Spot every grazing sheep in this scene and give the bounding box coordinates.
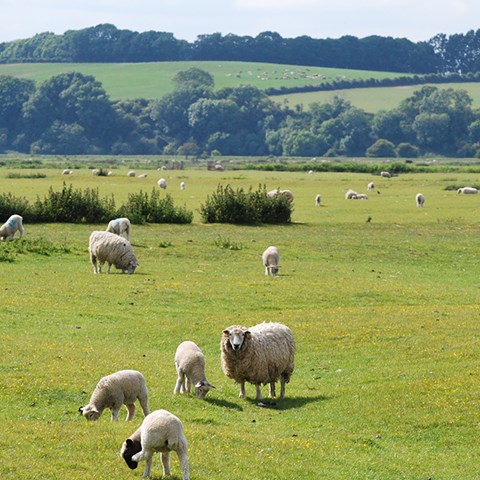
[138,173,148,178]
[92,168,101,176]
[121,409,189,480]
[0,214,24,241]
[157,178,167,189]
[457,187,478,194]
[106,217,131,241]
[107,171,113,176]
[174,341,215,399]
[214,163,225,171]
[345,189,358,199]
[62,169,73,175]
[354,193,368,200]
[380,171,391,178]
[267,188,294,203]
[127,170,136,177]
[89,231,138,274]
[262,246,280,276]
[180,181,186,190]
[367,182,375,191]
[315,194,321,206]
[220,321,295,400]
[416,193,425,207]
[79,370,150,421]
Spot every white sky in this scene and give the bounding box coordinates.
[0,0,478,43]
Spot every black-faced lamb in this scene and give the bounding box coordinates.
[416,193,425,207]
[121,409,189,479]
[174,341,215,399]
[79,369,150,421]
[0,214,24,241]
[262,246,280,276]
[220,321,295,400]
[89,230,138,274]
[106,217,131,241]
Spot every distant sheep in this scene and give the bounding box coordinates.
[416,193,425,207]
[157,178,167,189]
[0,214,24,241]
[354,193,368,200]
[121,409,189,480]
[367,182,375,191]
[221,321,295,400]
[62,169,73,175]
[106,217,131,241]
[457,187,478,194]
[267,188,294,203]
[79,369,150,421]
[214,163,225,171]
[138,173,148,178]
[127,170,136,177]
[262,246,280,276]
[315,194,321,206]
[180,181,186,190]
[89,231,138,274]
[380,171,391,178]
[174,341,215,399]
[92,169,101,176]
[345,189,358,199]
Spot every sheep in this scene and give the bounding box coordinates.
[89,230,138,274]
[62,169,73,175]
[262,246,280,276]
[220,321,295,400]
[267,188,294,203]
[345,189,358,199]
[0,214,24,241]
[353,193,368,200]
[127,170,136,177]
[157,178,167,189]
[174,341,215,399]
[180,181,186,190]
[457,187,478,194]
[106,217,131,241]
[315,194,321,206]
[79,369,150,421]
[121,409,189,480]
[214,163,225,171]
[92,168,101,176]
[367,182,375,191]
[416,193,425,207]
[380,171,391,178]
[138,173,148,178]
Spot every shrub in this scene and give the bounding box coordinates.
[199,184,292,225]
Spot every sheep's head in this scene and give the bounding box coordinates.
[121,438,141,470]
[194,380,216,399]
[223,326,250,351]
[79,404,101,421]
[126,260,138,274]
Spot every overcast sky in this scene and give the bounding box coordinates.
[1,0,479,43]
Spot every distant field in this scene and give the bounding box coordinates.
[0,61,408,100]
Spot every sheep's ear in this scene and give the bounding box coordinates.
[78,407,83,414]
[223,329,230,335]
[126,439,134,447]
[244,330,251,338]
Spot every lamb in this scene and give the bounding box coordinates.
[315,194,321,206]
[267,188,294,203]
[174,341,215,399]
[121,409,189,479]
[416,193,425,207]
[0,214,24,241]
[157,178,167,189]
[180,181,186,190]
[380,171,391,178]
[89,230,138,274]
[262,246,280,276]
[106,217,131,241]
[367,182,375,191]
[220,321,295,400]
[79,369,150,421]
[457,187,478,194]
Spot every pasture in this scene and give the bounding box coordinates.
[1,164,479,479]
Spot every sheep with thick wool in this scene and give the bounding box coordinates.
[267,188,294,203]
[174,341,215,399]
[121,409,189,479]
[79,369,150,421]
[106,217,131,241]
[0,214,24,241]
[89,230,138,274]
[221,322,295,400]
[262,246,280,276]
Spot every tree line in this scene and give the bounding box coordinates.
[1,67,480,158]
[3,24,480,74]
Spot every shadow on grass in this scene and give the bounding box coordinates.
[204,397,244,411]
[245,394,331,410]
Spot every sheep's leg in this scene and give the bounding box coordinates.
[125,403,136,421]
[138,396,150,417]
[269,381,276,398]
[141,451,153,478]
[161,452,171,476]
[280,376,286,399]
[265,267,269,276]
[255,384,263,400]
[177,444,190,480]
[106,262,111,274]
[174,372,185,394]
[185,378,192,394]
[110,406,121,421]
[239,381,246,398]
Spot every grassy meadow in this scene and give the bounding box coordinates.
[1,163,479,479]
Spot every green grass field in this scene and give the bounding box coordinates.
[1,163,479,479]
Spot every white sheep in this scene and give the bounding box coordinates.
[157,178,167,189]
[89,230,138,274]
[106,217,131,241]
[92,168,101,176]
[214,163,224,171]
[62,169,73,175]
[416,193,425,207]
[345,189,358,199]
[127,170,136,177]
[138,173,148,178]
[79,369,150,421]
[121,409,189,479]
[220,321,295,400]
[457,187,478,194]
[262,246,280,276]
[354,193,368,200]
[315,194,321,206]
[380,171,391,178]
[174,341,215,399]
[267,188,294,203]
[367,182,375,191]
[180,181,186,190]
[0,214,24,241]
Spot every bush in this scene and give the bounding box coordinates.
[199,184,292,225]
